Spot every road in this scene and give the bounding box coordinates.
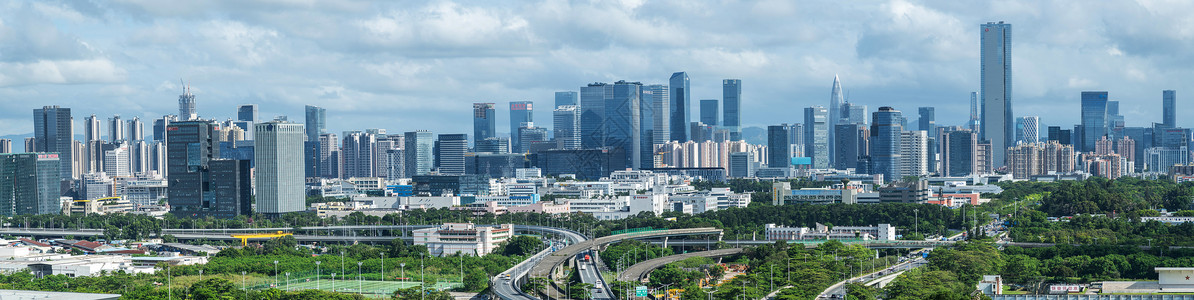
[616,248,744,282]
[491,225,586,300]
[816,257,927,299]
[574,251,610,300]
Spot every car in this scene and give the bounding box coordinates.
[595,289,602,293]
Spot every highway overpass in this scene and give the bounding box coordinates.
[615,248,745,282]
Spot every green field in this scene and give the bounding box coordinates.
[268,279,461,296]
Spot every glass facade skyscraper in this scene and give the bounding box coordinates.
[1163,90,1176,129]
[555,91,578,107]
[700,99,719,126]
[553,105,581,150]
[33,105,73,180]
[580,81,642,169]
[1081,91,1109,152]
[0,153,60,216]
[404,130,434,176]
[828,76,844,165]
[669,72,690,142]
[304,105,326,142]
[981,21,1012,167]
[870,107,903,180]
[473,103,496,143]
[767,125,791,168]
[804,106,829,169]
[509,101,534,152]
[643,84,669,145]
[723,79,742,141]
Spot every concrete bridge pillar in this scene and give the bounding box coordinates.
[662,236,669,249]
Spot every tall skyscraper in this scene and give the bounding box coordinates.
[473,103,497,143]
[167,120,250,218]
[643,84,670,145]
[767,125,791,168]
[969,92,980,131]
[237,105,258,123]
[1163,90,1177,129]
[580,81,642,169]
[1016,116,1040,144]
[255,120,305,216]
[33,106,73,180]
[435,134,468,175]
[843,103,868,125]
[828,75,844,162]
[834,123,864,171]
[804,106,829,168]
[554,105,581,150]
[178,82,197,121]
[404,130,434,176]
[0,153,61,216]
[918,107,936,133]
[84,115,101,143]
[153,115,177,142]
[0,140,10,154]
[318,133,339,178]
[981,22,1013,167]
[128,117,144,141]
[942,129,978,177]
[669,72,691,142]
[899,131,929,178]
[700,99,719,126]
[1081,91,1109,152]
[509,101,533,152]
[638,90,658,168]
[304,105,326,142]
[108,116,125,142]
[341,131,376,178]
[723,79,742,141]
[871,107,903,180]
[555,91,578,107]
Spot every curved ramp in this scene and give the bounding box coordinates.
[616,248,744,282]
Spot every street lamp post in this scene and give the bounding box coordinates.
[401,262,406,279]
[332,273,337,292]
[421,253,426,300]
[358,261,363,293]
[199,269,203,282]
[241,271,246,291]
[316,261,322,290]
[914,209,919,238]
[382,252,386,283]
[285,272,290,292]
[274,260,279,288]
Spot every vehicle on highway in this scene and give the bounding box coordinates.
[580,265,586,270]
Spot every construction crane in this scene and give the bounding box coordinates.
[231,231,293,246]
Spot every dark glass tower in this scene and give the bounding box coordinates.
[669,72,690,142]
[33,106,73,180]
[723,79,742,140]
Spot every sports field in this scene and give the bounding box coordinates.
[272,279,461,296]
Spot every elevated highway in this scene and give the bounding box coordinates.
[615,248,744,282]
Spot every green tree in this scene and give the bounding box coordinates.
[499,236,542,256]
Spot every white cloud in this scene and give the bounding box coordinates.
[0,59,126,86]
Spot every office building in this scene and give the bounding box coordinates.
[166,121,249,218]
[670,72,691,141]
[723,79,742,140]
[918,107,936,133]
[0,140,10,154]
[537,148,624,180]
[804,106,829,168]
[234,105,256,139]
[728,151,756,178]
[33,106,73,180]
[643,84,670,145]
[969,92,980,131]
[435,134,468,175]
[555,91,578,107]
[871,107,903,179]
[553,105,581,150]
[843,102,868,125]
[466,153,527,178]
[768,125,791,168]
[413,223,513,257]
[638,88,659,167]
[941,129,978,177]
[580,81,641,169]
[102,143,130,177]
[1081,91,1109,152]
[152,115,176,142]
[178,83,197,120]
[1146,146,1190,173]
[517,125,548,154]
[476,137,510,154]
[317,133,339,178]
[1016,116,1039,144]
[304,105,326,142]
[700,99,718,126]
[0,153,61,216]
[834,124,864,171]
[373,136,400,179]
[255,120,305,216]
[473,103,496,143]
[404,130,435,176]
[83,115,101,143]
[981,22,1013,167]
[509,101,533,152]
[1163,90,1177,129]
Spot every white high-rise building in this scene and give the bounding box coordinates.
[103,144,130,177]
[254,120,306,216]
[898,131,929,178]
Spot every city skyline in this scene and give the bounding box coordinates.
[1,1,1192,140]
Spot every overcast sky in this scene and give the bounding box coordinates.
[2,0,1192,139]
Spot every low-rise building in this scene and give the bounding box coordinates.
[412,223,513,257]
[764,223,896,241]
[64,197,135,216]
[508,201,569,214]
[878,180,931,203]
[772,182,859,205]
